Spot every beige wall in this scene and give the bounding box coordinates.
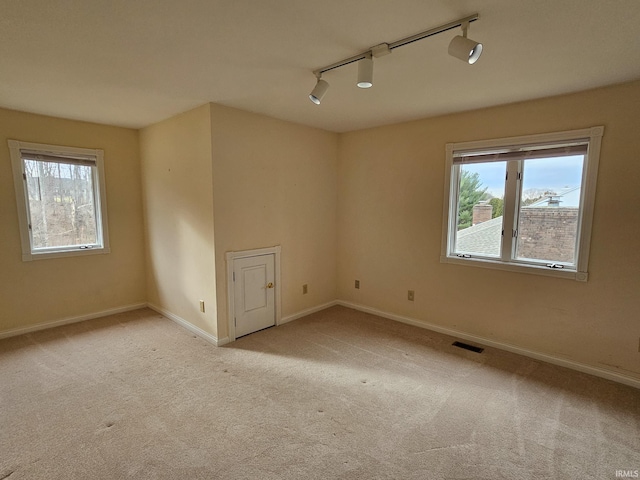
[337,80,640,381]
[0,107,146,333]
[3,79,638,383]
[139,104,218,336]
[209,104,338,339]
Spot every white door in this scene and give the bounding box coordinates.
[233,254,276,338]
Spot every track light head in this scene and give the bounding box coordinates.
[309,78,330,105]
[448,21,483,64]
[449,36,483,64]
[357,53,373,88]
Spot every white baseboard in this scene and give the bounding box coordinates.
[337,300,640,390]
[147,303,226,346]
[280,300,339,325]
[5,297,635,388]
[0,303,147,340]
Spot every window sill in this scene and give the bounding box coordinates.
[440,254,588,282]
[23,246,110,262]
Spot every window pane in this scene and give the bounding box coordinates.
[515,155,584,265]
[24,159,99,249]
[454,162,506,257]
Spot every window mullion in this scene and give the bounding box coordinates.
[501,160,520,262]
[91,165,103,241]
[21,161,36,248]
[444,164,458,256]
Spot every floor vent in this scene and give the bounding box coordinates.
[452,341,484,353]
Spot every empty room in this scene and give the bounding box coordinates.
[1,1,639,478]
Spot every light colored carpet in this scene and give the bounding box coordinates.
[1,306,638,479]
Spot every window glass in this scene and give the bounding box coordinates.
[24,159,99,250]
[515,155,584,265]
[454,161,506,257]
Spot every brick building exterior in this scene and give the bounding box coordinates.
[517,207,578,263]
[472,202,493,225]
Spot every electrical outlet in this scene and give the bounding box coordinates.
[199,300,205,313]
[355,279,360,289]
[303,284,308,294]
[408,290,415,301]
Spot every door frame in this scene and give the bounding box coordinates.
[226,245,282,342]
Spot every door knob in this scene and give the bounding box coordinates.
[266,282,274,289]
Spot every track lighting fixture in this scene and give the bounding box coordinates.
[448,21,483,64]
[357,53,373,88]
[308,13,481,105]
[309,76,330,105]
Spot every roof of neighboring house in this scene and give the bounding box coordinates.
[457,187,582,257]
[526,186,581,208]
[456,216,502,256]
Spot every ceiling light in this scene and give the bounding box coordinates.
[309,14,481,103]
[357,53,373,89]
[448,21,483,64]
[309,77,330,105]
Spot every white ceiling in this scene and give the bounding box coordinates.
[1,0,639,133]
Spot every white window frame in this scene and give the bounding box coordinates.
[9,140,110,261]
[441,126,604,282]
